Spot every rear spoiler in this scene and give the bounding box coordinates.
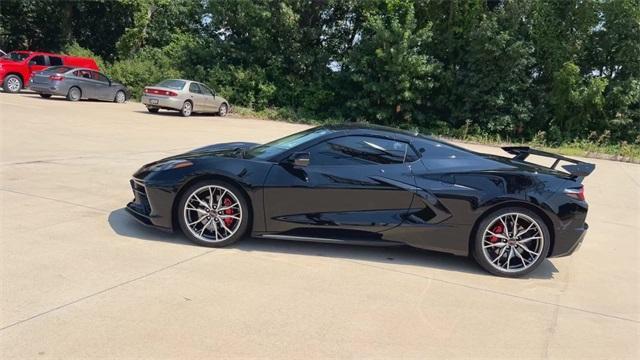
[502,146,595,181]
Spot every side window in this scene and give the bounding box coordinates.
[188,83,202,94]
[49,56,63,66]
[199,83,213,96]
[74,70,92,79]
[307,136,411,166]
[413,138,471,160]
[29,55,46,66]
[91,71,109,83]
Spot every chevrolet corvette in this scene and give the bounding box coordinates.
[126,124,594,277]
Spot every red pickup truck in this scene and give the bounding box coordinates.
[0,51,99,93]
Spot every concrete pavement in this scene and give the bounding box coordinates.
[1,92,638,358]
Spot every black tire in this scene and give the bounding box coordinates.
[3,74,22,93]
[180,100,193,117]
[177,180,250,247]
[39,94,52,99]
[472,207,550,278]
[66,86,81,101]
[218,102,228,117]
[114,90,126,103]
[147,107,159,113]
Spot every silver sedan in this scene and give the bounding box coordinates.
[141,79,230,117]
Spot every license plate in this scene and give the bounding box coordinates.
[149,99,159,105]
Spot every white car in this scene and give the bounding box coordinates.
[141,79,230,117]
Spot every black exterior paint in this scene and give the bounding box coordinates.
[126,125,589,258]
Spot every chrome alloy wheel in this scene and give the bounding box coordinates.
[115,91,126,103]
[481,212,544,273]
[183,185,242,243]
[182,101,192,116]
[6,77,21,92]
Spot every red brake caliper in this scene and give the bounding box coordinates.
[489,224,503,243]
[223,197,234,226]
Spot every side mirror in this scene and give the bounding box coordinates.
[289,152,310,167]
[29,60,37,66]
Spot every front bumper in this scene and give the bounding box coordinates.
[125,177,174,232]
[141,94,183,110]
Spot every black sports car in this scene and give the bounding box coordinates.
[126,124,594,277]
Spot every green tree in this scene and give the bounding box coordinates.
[343,0,440,125]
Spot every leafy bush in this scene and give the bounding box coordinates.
[109,48,182,100]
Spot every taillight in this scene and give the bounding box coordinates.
[49,74,64,81]
[144,88,177,96]
[564,186,585,201]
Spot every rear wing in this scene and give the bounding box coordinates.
[502,146,595,182]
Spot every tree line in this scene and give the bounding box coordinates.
[1,0,639,145]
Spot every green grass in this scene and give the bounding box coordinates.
[230,106,640,163]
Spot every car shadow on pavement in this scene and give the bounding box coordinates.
[132,110,216,117]
[108,208,558,279]
[20,93,105,102]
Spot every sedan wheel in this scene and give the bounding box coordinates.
[3,75,22,93]
[218,103,228,117]
[178,181,249,247]
[114,90,126,103]
[181,101,192,117]
[67,87,81,101]
[474,208,550,277]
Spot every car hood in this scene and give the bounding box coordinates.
[153,141,259,164]
[135,142,259,178]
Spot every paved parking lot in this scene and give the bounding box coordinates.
[1,92,638,358]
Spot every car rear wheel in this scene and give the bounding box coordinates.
[180,101,192,117]
[114,90,126,103]
[473,207,550,277]
[3,75,22,93]
[178,180,249,247]
[146,107,159,113]
[218,103,228,117]
[39,94,52,99]
[67,87,81,101]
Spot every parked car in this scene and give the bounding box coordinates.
[141,79,229,117]
[29,66,130,103]
[125,124,594,277]
[0,51,99,93]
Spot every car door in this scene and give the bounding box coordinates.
[90,71,113,101]
[26,55,47,80]
[188,82,207,112]
[262,135,418,240]
[198,83,218,112]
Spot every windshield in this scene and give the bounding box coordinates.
[156,79,186,90]
[244,127,333,160]
[2,52,29,62]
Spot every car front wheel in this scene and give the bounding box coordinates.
[218,103,228,117]
[177,180,249,247]
[3,75,22,93]
[473,207,550,277]
[114,90,126,103]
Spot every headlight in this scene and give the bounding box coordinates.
[148,159,193,171]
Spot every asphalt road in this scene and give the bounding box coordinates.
[1,92,638,359]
